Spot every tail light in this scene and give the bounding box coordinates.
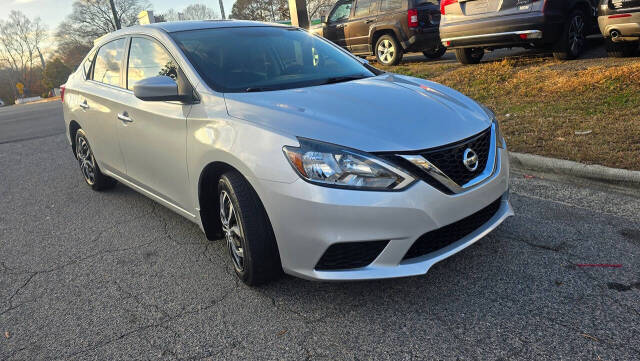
[60,85,66,103]
[440,0,458,15]
[408,9,418,28]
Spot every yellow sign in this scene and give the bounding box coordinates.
[16,82,24,94]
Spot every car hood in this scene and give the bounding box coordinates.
[224,74,491,152]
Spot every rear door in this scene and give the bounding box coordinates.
[346,0,378,53]
[325,0,354,48]
[443,0,536,22]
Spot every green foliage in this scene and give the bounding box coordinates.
[42,58,72,91]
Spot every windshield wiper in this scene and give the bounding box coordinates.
[244,86,280,92]
[319,75,369,85]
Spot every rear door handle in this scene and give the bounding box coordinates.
[79,100,89,110]
[336,24,345,28]
[117,112,133,123]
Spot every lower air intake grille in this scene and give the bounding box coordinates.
[315,240,389,270]
[403,198,502,260]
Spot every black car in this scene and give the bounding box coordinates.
[311,0,445,65]
[439,0,600,64]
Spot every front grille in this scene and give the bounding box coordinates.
[421,128,491,186]
[403,198,502,260]
[315,240,389,270]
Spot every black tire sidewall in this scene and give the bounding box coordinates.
[423,45,447,59]
[75,129,115,191]
[217,175,251,282]
[554,10,586,60]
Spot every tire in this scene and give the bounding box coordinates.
[375,34,403,66]
[218,171,281,286]
[606,39,638,58]
[553,9,587,60]
[423,44,447,59]
[454,47,484,64]
[74,129,116,191]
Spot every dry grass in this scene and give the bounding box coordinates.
[381,57,640,170]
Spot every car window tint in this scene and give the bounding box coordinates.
[380,0,403,11]
[93,38,126,87]
[329,1,353,22]
[127,37,179,91]
[354,0,373,17]
[82,50,96,79]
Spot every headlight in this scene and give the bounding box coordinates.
[479,103,506,149]
[283,138,415,191]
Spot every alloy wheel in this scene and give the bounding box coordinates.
[377,39,395,65]
[568,15,585,56]
[220,190,245,273]
[76,136,96,185]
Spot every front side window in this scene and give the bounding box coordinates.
[171,27,375,93]
[93,38,126,87]
[127,37,178,91]
[329,1,353,22]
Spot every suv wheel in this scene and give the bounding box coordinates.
[375,35,403,66]
[423,44,447,59]
[218,171,281,286]
[553,9,586,60]
[75,129,116,191]
[606,39,638,57]
[455,47,484,65]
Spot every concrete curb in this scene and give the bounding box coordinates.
[509,152,640,189]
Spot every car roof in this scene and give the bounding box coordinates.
[93,20,290,47]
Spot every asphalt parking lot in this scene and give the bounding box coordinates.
[1,99,639,360]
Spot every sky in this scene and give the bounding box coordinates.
[0,0,238,30]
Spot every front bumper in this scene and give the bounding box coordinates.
[258,147,512,281]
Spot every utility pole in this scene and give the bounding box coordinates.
[218,0,226,19]
[109,0,122,30]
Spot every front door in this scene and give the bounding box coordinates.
[325,0,354,49]
[116,36,192,210]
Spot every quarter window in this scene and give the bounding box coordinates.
[380,0,403,11]
[93,38,126,87]
[81,50,96,79]
[127,37,179,91]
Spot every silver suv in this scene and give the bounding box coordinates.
[62,21,512,285]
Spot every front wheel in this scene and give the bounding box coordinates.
[218,171,281,286]
[74,129,116,191]
[455,47,484,64]
[423,44,447,59]
[606,39,638,57]
[553,9,587,60]
[375,35,403,66]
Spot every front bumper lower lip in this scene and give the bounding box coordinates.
[299,193,513,281]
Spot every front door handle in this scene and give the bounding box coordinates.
[365,19,374,24]
[117,112,133,123]
[336,24,345,28]
[79,100,89,110]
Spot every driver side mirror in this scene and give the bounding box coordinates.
[134,75,182,102]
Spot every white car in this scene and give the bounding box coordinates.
[62,21,513,285]
[0,99,5,107]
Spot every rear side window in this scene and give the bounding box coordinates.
[354,0,373,17]
[380,0,404,11]
[93,38,127,87]
[127,37,178,91]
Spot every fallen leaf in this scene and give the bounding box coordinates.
[4,331,9,339]
[277,329,287,337]
[524,174,536,179]
[581,333,598,342]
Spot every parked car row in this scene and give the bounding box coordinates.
[312,0,640,65]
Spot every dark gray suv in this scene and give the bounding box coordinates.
[311,0,445,65]
[439,0,599,64]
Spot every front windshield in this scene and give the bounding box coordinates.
[171,26,375,92]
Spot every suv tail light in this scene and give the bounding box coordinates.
[408,9,418,28]
[440,0,458,15]
[60,84,66,103]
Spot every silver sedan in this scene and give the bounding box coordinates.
[62,20,512,285]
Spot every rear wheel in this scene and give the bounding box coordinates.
[553,9,587,60]
[218,171,281,286]
[423,44,447,59]
[375,34,403,66]
[606,39,638,57]
[75,129,116,191]
[455,47,484,64]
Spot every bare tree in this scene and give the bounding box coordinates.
[160,4,219,22]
